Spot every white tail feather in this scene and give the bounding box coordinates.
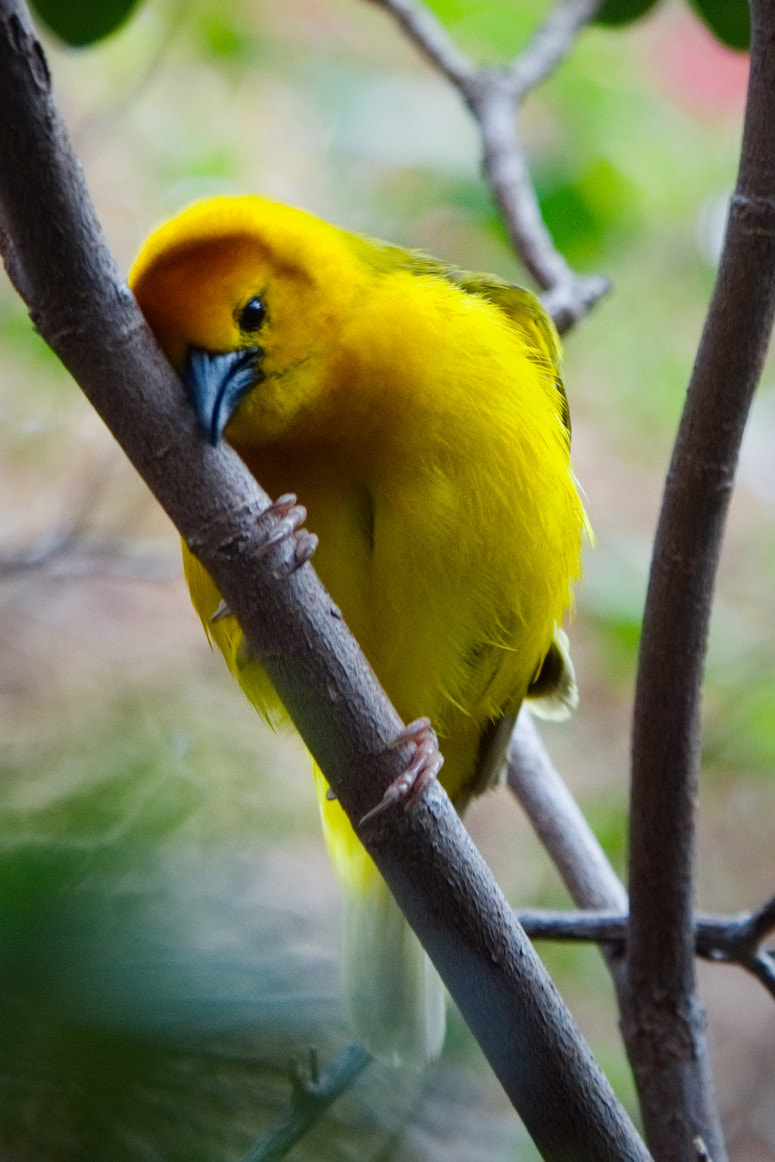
[341,873,446,1068]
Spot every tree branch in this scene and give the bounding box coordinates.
[692,894,775,1000]
[748,891,775,945]
[365,0,608,331]
[364,0,475,87]
[506,710,629,1029]
[516,902,775,1001]
[507,710,628,915]
[507,0,604,95]
[0,2,648,1158]
[624,1,775,1157]
[238,1044,371,1162]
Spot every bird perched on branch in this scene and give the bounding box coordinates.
[130,196,588,1067]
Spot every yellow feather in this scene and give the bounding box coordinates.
[130,195,588,1065]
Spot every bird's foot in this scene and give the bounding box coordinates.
[209,598,232,624]
[359,717,444,827]
[208,494,316,625]
[255,493,318,575]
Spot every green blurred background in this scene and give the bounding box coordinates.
[1,1,773,1158]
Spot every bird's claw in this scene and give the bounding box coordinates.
[209,598,232,624]
[359,717,444,827]
[208,495,316,621]
[255,493,318,575]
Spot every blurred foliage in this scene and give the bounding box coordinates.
[1,0,773,1158]
[424,0,749,53]
[0,695,531,1161]
[30,0,750,53]
[595,0,749,51]
[688,0,750,51]
[30,0,142,45]
[595,0,661,29]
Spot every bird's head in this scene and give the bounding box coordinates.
[130,196,366,448]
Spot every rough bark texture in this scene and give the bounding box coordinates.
[624,3,775,1158]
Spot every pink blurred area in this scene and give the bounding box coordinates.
[649,6,748,118]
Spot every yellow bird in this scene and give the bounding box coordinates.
[130,196,587,1067]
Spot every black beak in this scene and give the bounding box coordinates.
[183,345,261,446]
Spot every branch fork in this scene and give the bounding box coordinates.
[367,0,609,331]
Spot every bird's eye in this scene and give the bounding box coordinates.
[238,296,266,332]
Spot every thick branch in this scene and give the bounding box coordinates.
[0,3,648,1158]
[624,2,775,1158]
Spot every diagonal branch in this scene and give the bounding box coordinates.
[0,2,649,1158]
[750,950,775,997]
[364,0,475,86]
[365,0,608,331]
[238,1044,371,1162]
[506,708,630,1007]
[507,709,627,916]
[507,0,604,94]
[748,892,775,945]
[624,1,775,1158]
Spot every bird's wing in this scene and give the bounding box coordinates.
[382,250,579,752]
[354,236,570,440]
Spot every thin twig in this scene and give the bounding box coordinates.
[750,951,775,997]
[692,894,775,1000]
[624,1,775,1157]
[238,1043,371,1162]
[0,468,179,581]
[507,719,775,1008]
[365,0,608,330]
[0,528,177,581]
[518,908,628,946]
[364,0,474,86]
[516,904,775,1001]
[507,0,604,94]
[749,892,775,944]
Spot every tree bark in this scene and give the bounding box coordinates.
[624,3,775,1158]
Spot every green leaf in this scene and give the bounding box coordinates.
[688,0,750,52]
[594,0,662,28]
[30,0,142,46]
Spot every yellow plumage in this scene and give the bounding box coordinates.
[130,195,587,1066]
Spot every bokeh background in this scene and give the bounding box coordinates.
[1,0,773,1158]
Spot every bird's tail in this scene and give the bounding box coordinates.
[341,871,446,1068]
[313,764,446,1067]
